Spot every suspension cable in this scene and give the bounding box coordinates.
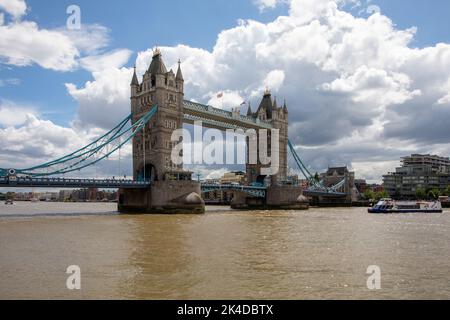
[1,106,158,178]
[143,123,146,181]
[288,139,345,192]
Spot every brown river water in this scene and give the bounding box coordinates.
[0,202,449,300]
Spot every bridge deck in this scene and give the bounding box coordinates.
[303,190,347,197]
[0,177,347,198]
[201,183,267,198]
[0,177,151,189]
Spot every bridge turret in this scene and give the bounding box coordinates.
[147,48,169,90]
[271,96,279,120]
[246,102,253,117]
[283,100,288,114]
[148,48,168,75]
[130,65,140,114]
[256,88,274,121]
[122,49,203,215]
[270,97,288,184]
[131,48,187,182]
[176,59,184,91]
[131,65,139,86]
[246,90,289,186]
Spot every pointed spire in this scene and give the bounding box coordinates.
[258,89,273,119]
[176,59,184,82]
[283,99,288,113]
[131,65,139,86]
[272,96,278,109]
[247,102,253,116]
[148,48,167,75]
[153,46,161,57]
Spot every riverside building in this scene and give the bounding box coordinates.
[383,154,450,199]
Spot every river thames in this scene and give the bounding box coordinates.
[0,202,449,299]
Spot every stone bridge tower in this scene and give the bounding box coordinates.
[120,49,204,214]
[234,91,306,210]
[130,48,188,182]
[246,89,288,186]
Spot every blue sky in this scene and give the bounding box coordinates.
[1,0,450,182]
[1,0,449,126]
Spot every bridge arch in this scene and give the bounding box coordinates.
[256,175,267,184]
[138,163,158,182]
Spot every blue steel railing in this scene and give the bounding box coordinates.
[0,176,150,189]
[183,100,273,129]
[201,183,266,198]
[184,114,248,130]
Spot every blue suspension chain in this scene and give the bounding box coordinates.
[1,106,158,177]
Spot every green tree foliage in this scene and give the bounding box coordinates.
[416,188,427,199]
[443,186,450,197]
[363,189,375,200]
[363,190,388,201]
[428,188,441,199]
[374,191,389,201]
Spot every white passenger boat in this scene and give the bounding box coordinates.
[368,198,442,214]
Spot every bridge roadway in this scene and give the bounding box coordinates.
[0,177,268,197]
[0,176,267,196]
[303,190,347,197]
[0,176,151,189]
[201,183,267,198]
[0,176,346,198]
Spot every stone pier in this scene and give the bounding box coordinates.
[118,181,205,214]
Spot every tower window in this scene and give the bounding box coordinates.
[151,76,156,87]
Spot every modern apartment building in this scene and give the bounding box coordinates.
[383,154,450,199]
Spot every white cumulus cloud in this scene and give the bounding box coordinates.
[66,66,134,130]
[0,0,26,19]
[80,48,133,73]
[254,0,281,11]
[0,21,79,71]
[0,99,36,127]
[0,1,112,71]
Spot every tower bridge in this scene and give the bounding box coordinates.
[0,49,349,213]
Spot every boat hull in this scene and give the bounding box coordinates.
[368,209,443,214]
[368,198,443,214]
